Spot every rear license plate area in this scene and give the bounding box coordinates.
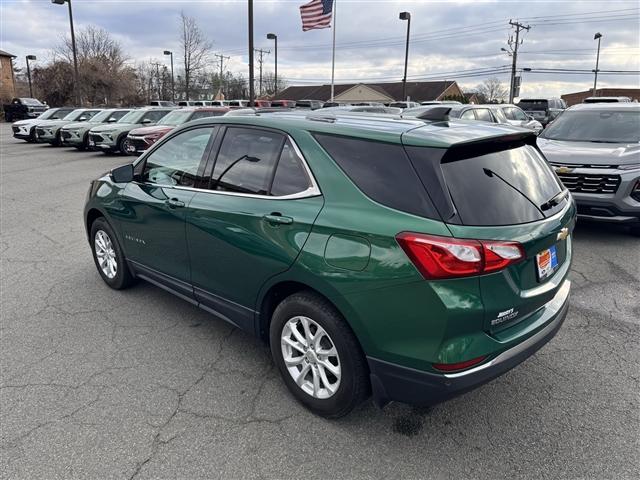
[536,244,559,281]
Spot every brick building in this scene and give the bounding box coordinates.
[273,80,464,104]
[0,49,17,102]
[561,88,640,106]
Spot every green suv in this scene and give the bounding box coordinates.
[61,108,131,150]
[87,108,173,154]
[84,112,575,417]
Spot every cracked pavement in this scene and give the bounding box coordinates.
[1,124,638,479]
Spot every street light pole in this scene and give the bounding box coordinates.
[163,50,175,103]
[399,12,411,102]
[26,55,36,98]
[52,0,80,105]
[593,32,602,97]
[267,33,277,95]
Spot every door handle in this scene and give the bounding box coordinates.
[165,198,185,208]
[263,213,293,225]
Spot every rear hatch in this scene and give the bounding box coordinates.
[403,129,575,334]
[518,99,549,121]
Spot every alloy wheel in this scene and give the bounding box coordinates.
[94,230,117,279]
[281,316,341,399]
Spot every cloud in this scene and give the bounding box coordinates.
[1,0,638,97]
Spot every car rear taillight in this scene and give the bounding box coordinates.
[396,233,524,279]
[433,355,487,372]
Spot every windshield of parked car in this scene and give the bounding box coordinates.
[159,110,194,126]
[62,109,85,121]
[37,109,59,120]
[20,98,43,106]
[540,109,640,143]
[117,110,144,123]
[87,110,112,123]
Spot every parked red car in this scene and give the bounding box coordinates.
[270,100,296,108]
[125,107,229,154]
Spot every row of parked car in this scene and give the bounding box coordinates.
[11,99,640,234]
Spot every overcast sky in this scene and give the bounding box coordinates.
[1,0,638,97]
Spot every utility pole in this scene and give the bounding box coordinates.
[507,20,530,103]
[214,53,230,98]
[248,0,255,106]
[254,48,270,97]
[151,62,162,100]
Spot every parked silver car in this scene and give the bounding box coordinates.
[537,103,640,235]
[486,104,543,134]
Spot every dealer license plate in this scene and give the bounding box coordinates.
[536,244,559,281]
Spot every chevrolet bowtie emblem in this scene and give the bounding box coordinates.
[557,227,569,241]
[555,166,574,174]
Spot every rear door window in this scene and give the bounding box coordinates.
[460,110,476,120]
[438,145,565,225]
[474,108,495,122]
[210,127,284,195]
[313,134,438,219]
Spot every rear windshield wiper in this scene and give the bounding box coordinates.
[483,168,544,217]
[540,189,569,211]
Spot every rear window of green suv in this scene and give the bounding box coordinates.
[313,133,439,219]
[407,143,566,226]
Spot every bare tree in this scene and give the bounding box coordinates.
[55,25,132,105]
[477,77,509,103]
[261,72,287,97]
[179,11,212,100]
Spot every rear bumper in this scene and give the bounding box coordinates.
[368,279,570,408]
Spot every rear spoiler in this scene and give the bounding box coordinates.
[416,107,452,122]
[441,131,537,163]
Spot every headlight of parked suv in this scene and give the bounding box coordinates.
[618,163,640,171]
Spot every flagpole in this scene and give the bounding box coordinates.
[330,0,336,102]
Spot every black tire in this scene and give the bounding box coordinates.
[76,132,88,151]
[269,291,370,418]
[5,113,12,123]
[117,135,131,155]
[52,130,62,147]
[28,127,37,143]
[630,225,640,237]
[89,217,135,290]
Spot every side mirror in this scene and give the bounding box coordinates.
[108,118,117,122]
[528,115,535,120]
[111,164,134,183]
[78,116,87,121]
[142,118,152,124]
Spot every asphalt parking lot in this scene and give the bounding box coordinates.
[1,122,638,479]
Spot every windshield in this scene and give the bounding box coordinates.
[117,110,144,123]
[38,109,58,120]
[159,110,193,126]
[540,110,640,143]
[62,109,85,121]
[88,110,112,123]
[20,98,43,106]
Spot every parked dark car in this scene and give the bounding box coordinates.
[517,98,566,126]
[538,103,640,235]
[84,112,574,418]
[3,98,47,122]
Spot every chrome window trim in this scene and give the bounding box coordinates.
[138,133,322,201]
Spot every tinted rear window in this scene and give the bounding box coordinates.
[439,145,565,226]
[313,134,438,219]
[518,100,549,111]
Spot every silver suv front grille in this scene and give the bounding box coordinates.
[555,172,621,194]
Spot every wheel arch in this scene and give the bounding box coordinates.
[256,277,370,356]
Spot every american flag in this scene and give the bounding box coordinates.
[300,0,334,31]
